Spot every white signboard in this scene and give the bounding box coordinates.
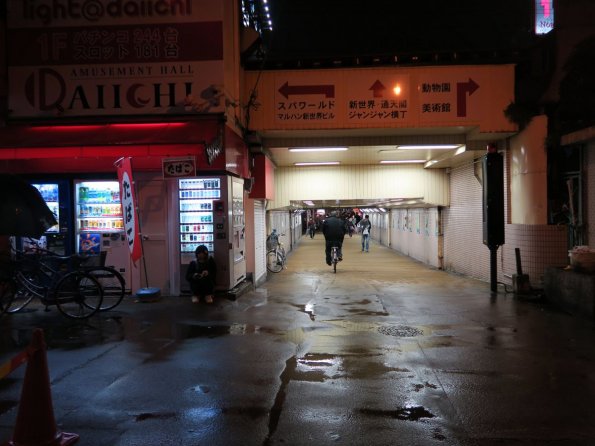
[7,0,224,118]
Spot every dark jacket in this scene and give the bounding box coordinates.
[185,256,217,284]
[322,216,347,241]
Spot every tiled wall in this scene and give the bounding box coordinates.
[442,161,569,287]
[442,163,492,282]
[502,225,568,286]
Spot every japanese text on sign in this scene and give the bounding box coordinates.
[421,82,452,114]
[348,99,408,120]
[276,100,335,121]
[163,158,196,178]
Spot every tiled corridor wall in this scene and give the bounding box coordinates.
[442,163,492,282]
[443,161,568,287]
[501,224,567,286]
[390,208,441,268]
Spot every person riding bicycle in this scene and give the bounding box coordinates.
[322,211,347,266]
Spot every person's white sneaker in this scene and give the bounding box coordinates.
[191,295,199,303]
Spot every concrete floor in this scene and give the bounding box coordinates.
[1,235,595,445]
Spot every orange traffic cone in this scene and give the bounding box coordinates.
[6,329,79,446]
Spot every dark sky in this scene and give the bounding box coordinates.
[264,0,535,62]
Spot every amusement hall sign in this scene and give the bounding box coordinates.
[6,0,225,118]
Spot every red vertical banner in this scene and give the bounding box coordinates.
[115,157,142,263]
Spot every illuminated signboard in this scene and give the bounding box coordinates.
[535,0,554,35]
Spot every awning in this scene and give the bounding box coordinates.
[0,120,222,173]
[0,120,220,152]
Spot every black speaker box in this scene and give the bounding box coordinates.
[482,152,504,247]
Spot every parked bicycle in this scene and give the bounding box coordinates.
[266,230,287,273]
[18,240,126,311]
[1,249,104,319]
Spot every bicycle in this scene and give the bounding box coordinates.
[2,249,104,319]
[330,245,340,273]
[13,241,126,312]
[266,231,286,273]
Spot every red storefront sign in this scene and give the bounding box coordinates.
[115,157,142,263]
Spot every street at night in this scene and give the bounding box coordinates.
[2,236,595,445]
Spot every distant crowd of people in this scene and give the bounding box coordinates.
[306,210,372,266]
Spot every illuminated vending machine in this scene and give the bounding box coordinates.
[178,176,246,293]
[74,180,132,289]
[23,182,71,255]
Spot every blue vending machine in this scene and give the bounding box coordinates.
[23,180,73,255]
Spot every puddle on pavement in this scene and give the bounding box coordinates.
[175,323,267,339]
[291,302,316,321]
[359,406,435,421]
[135,412,177,421]
[221,406,269,419]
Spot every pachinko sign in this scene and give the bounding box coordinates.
[6,0,224,118]
[115,157,142,263]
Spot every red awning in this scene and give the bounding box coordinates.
[0,121,219,151]
[0,120,222,173]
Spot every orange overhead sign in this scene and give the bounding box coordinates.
[245,64,516,134]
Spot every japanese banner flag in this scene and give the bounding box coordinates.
[115,157,142,263]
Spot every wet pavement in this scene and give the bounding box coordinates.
[1,235,595,445]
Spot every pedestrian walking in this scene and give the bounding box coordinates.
[359,214,371,252]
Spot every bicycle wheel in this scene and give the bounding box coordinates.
[85,266,125,311]
[4,271,42,313]
[0,278,17,314]
[54,272,103,319]
[266,250,283,273]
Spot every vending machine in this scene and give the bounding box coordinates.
[74,180,132,289]
[178,175,246,293]
[21,181,72,255]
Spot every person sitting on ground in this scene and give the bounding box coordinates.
[322,210,347,265]
[185,244,217,304]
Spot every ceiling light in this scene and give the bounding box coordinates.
[303,200,315,206]
[289,147,348,152]
[454,146,466,156]
[380,160,426,164]
[294,161,340,166]
[396,144,462,150]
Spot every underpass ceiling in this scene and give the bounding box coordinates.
[261,128,514,210]
[262,128,514,169]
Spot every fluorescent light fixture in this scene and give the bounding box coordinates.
[396,144,462,150]
[289,147,348,152]
[454,146,466,156]
[380,160,426,164]
[294,161,340,166]
[303,200,315,206]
